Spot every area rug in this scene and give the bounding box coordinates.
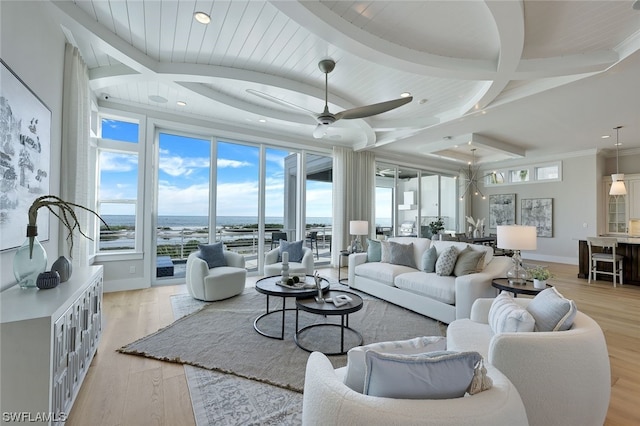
[119,286,443,393]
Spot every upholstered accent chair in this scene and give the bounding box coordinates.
[264,245,314,276]
[186,251,246,301]
[447,298,611,426]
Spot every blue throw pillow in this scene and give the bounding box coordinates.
[279,240,304,262]
[197,242,227,268]
[421,246,438,273]
[367,239,382,262]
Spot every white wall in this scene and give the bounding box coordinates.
[472,154,600,265]
[0,1,65,291]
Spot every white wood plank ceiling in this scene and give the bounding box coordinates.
[49,0,640,165]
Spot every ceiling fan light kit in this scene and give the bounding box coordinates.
[248,59,412,139]
[609,126,627,196]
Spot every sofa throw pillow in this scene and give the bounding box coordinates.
[380,240,392,263]
[343,336,446,393]
[278,239,304,263]
[363,350,482,399]
[366,239,382,262]
[527,287,577,331]
[488,291,536,334]
[420,246,438,273]
[435,246,458,276]
[389,241,416,268]
[453,246,486,277]
[197,242,227,268]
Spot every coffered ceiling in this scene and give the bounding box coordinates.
[48,0,640,167]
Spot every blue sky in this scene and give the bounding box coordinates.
[99,120,332,218]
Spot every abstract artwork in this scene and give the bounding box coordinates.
[0,59,51,251]
[489,194,516,228]
[521,198,553,237]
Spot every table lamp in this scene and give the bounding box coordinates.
[496,225,537,284]
[349,220,369,253]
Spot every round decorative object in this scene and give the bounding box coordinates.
[36,271,60,290]
[51,256,72,282]
[13,226,48,289]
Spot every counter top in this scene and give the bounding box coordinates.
[598,235,640,244]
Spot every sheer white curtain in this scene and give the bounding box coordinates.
[331,147,375,265]
[60,43,90,265]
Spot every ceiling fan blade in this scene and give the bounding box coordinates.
[335,96,413,120]
[246,89,317,116]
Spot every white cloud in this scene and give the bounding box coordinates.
[100,152,136,172]
[218,158,251,168]
[159,155,209,177]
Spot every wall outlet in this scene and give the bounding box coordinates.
[129,265,136,274]
[583,222,588,228]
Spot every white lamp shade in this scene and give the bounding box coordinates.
[496,225,537,250]
[610,176,627,195]
[350,220,369,235]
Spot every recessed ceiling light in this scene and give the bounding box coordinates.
[194,12,211,24]
[176,101,187,107]
[400,92,411,98]
[258,119,267,123]
[601,135,610,139]
[149,95,168,103]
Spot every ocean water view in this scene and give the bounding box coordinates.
[101,215,333,229]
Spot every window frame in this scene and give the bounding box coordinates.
[94,112,146,260]
[485,161,562,186]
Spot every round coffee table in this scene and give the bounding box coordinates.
[254,275,330,340]
[492,278,551,297]
[294,290,363,356]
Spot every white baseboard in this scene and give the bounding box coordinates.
[104,277,150,293]
[522,253,578,266]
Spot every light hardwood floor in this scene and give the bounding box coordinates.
[67,261,640,426]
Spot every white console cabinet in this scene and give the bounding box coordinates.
[1,265,103,425]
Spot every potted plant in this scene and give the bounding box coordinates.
[529,265,554,289]
[428,217,445,239]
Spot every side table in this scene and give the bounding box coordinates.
[491,278,551,297]
[338,250,350,284]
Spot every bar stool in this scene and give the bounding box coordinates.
[587,237,624,287]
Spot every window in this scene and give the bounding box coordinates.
[536,164,560,180]
[486,161,561,186]
[156,132,211,276]
[96,116,142,254]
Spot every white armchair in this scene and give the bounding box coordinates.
[186,251,246,301]
[447,298,611,426]
[264,246,314,276]
[302,351,528,425]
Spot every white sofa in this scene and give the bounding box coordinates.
[302,350,528,426]
[264,246,315,276]
[186,251,246,301]
[348,237,512,323]
[447,298,611,426]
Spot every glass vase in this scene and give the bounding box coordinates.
[13,225,48,289]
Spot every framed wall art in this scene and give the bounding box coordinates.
[521,198,553,237]
[489,193,516,229]
[0,58,51,251]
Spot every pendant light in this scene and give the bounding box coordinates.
[609,126,627,196]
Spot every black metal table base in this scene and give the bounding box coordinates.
[253,294,294,340]
[294,311,363,356]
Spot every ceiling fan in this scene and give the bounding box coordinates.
[247,59,413,138]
